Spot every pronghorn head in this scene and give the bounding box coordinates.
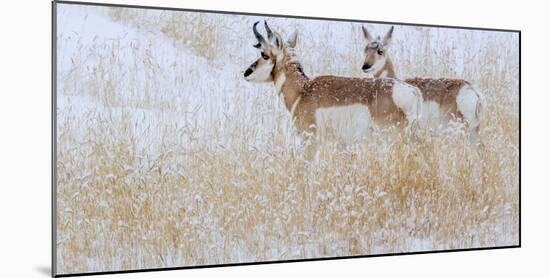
[243,21,297,83]
[361,26,394,76]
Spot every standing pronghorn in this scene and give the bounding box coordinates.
[360,26,484,144]
[243,21,423,148]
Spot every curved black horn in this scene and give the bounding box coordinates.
[252,21,266,48]
[264,20,273,40]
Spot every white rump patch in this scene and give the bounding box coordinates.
[315,104,372,143]
[456,86,481,130]
[392,82,422,123]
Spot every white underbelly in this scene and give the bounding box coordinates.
[315,104,372,143]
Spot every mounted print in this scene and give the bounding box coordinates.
[53,1,520,276]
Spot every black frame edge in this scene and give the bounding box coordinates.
[52,1,58,277]
[518,31,522,248]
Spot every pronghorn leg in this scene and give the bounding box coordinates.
[457,86,483,146]
[303,137,319,162]
[468,125,481,146]
[301,125,319,162]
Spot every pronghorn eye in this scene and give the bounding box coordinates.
[261,53,269,60]
[377,49,384,55]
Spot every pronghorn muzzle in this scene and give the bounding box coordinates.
[362,63,372,72]
[244,61,257,78]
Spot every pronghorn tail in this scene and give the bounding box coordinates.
[473,87,484,127]
[466,83,484,129]
[413,85,423,124]
[470,85,484,146]
[407,83,424,127]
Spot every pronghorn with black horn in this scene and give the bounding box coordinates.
[360,25,484,144]
[243,21,423,150]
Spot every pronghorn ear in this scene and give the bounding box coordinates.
[273,32,284,49]
[287,31,298,48]
[383,26,394,46]
[362,25,374,42]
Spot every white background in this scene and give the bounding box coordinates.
[0,0,546,277]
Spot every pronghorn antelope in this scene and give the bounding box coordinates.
[243,21,423,147]
[360,25,484,144]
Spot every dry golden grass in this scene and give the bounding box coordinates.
[55,5,519,275]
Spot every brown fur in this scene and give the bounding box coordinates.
[404,78,470,119]
[360,26,482,144]
[273,49,406,133]
[372,54,469,121]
